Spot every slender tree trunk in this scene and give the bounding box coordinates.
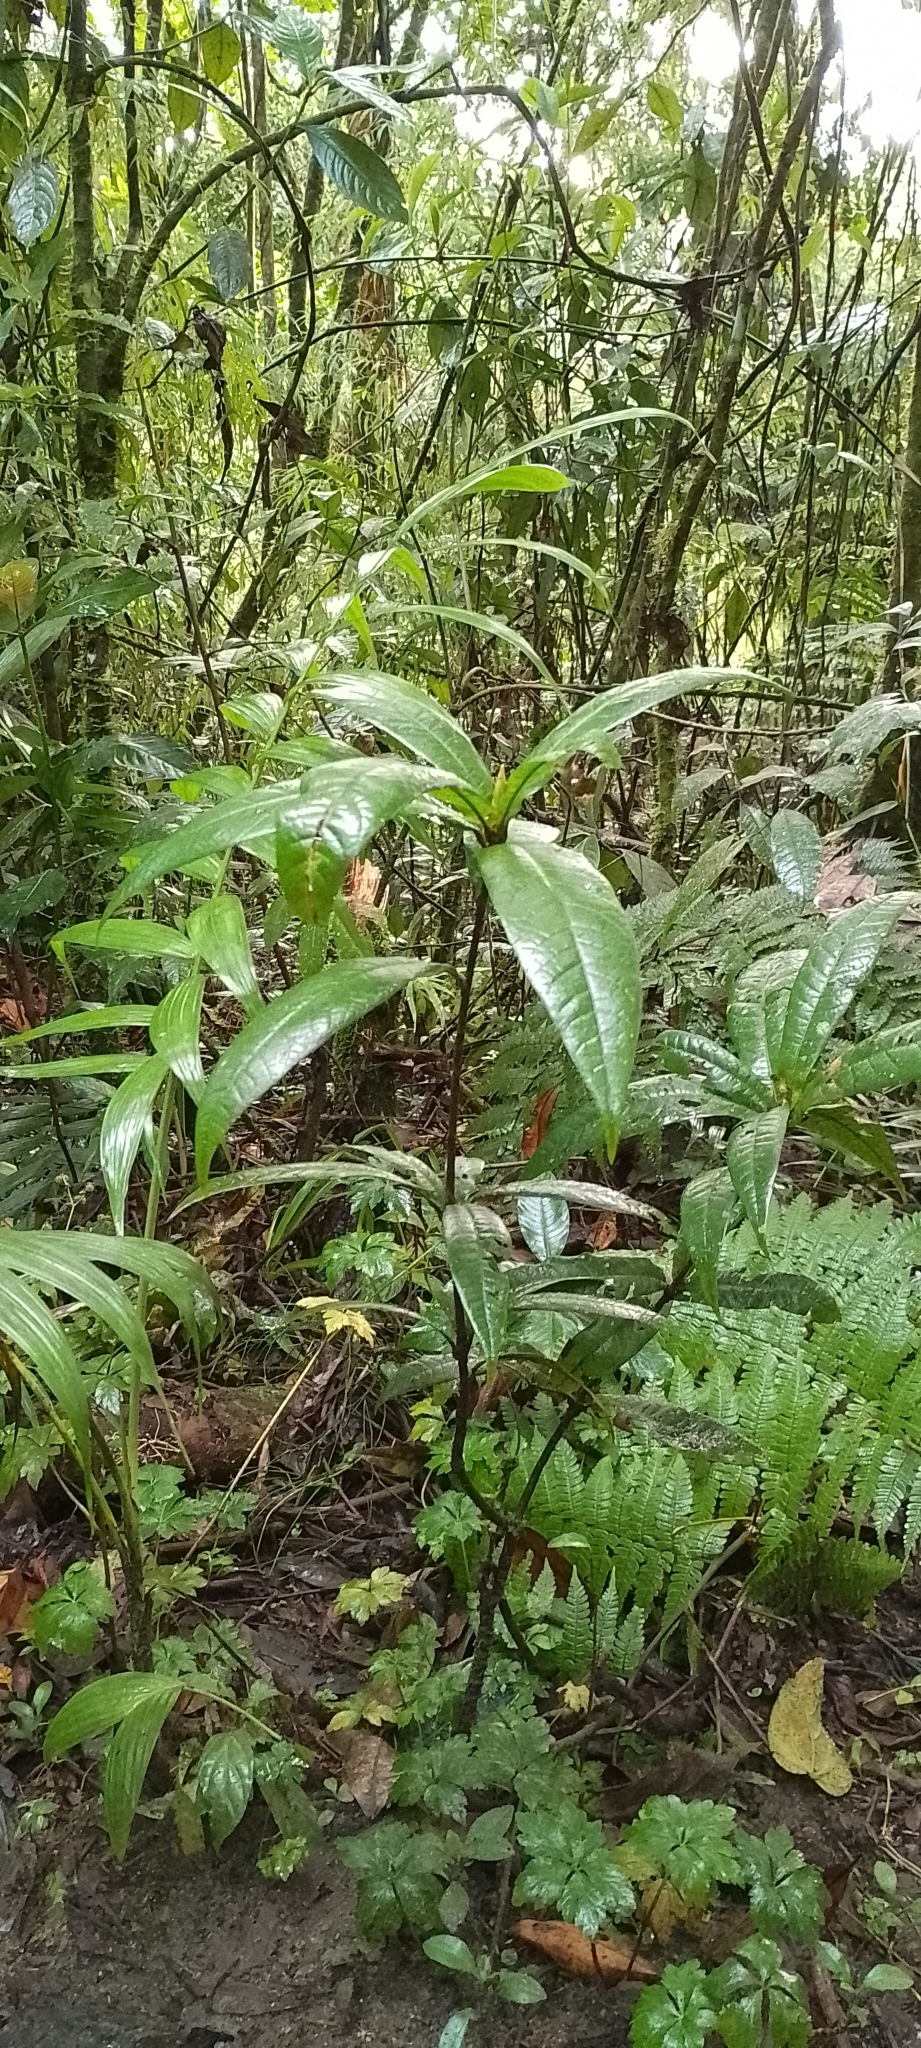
[884,314,921,692]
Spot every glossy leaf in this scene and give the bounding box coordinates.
[195,957,426,1181]
[187,894,262,1018]
[803,1107,904,1191]
[444,1202,510,1362]
[149,976,205,1097]
[492,1178,661,1222]
[103,1689,179,1858]
[107,782,303,910]
[726,1107,788,1238]
[101,1052,170,1233]
[517,1193,570,1259]
[305,120,407,222]
[0,1237,155,1387]
[196,1730,254,1848]
[0,1053,145,1080]
[478,835,640,1155]
[270,6,323,72]
[505,672,730,813]
[834,1029,921,1096]
[659,1029,773,1112]
[4,1004,155,1044]
[8,154,60,245]
[315,671,491,795]
[277,828,346,925]
[375,601,556,686]
[775,900,900,1090]
[207,223,250,300]
[22,1230,218,1344]
[0,1270,90,1460]
[44,1673,183,1761]
[280,758,456,864]
[51,918,194,964]
[715,1272,839,1320]
[769,810,822,909]
[680,1170,736,1310]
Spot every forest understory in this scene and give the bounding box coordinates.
[5,0,921,2042]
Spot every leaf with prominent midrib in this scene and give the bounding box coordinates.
[103,1689,180,1858]
[100,1052,170,1233]
[150,976,205,1098]
[187,895,261,1018]
[726,1107,788,1238]
[195,957,426,1181]
[679,1170,736,1310]
[477,835,640,1156]
[315,671,492,796]
[775,899,900,1091]
[444,1203,510,1363]
[305,121,407,222]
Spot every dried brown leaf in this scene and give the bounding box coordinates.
[337,1729,394,1817]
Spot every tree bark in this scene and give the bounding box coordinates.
[884,314,921,693]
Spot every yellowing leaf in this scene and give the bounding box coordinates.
[298,1295,375,1345]
[559,1682,591,1714]
[0,558,37,616]
[640,1877,695,1942]
[767,1658,852,1797]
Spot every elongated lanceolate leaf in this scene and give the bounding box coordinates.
[679,1170,736,1310]
[0,1238,155,1388]
[715,1272,840,1321]
[477,836,640,1156]
[8,154,59,245]
[195,957,426,1182]
[504,672,728,813]
[444,1203,510,1362]
[7,1230,218,1344]
[375,602,556,687]
[727,950,807,1087]
[769,810,822,909]
[659,1029,773,1112]
[282,758,460,862]
[1,1054,145,1079]
[103,1690,180,1858]
[726,1107,788,1238]
[775,900,901,1091]
[517,1193,569,1260]
[490,1178,662,1223]
[803,1107,904,1192]
[150,976,205,1097]
[186,895,261,1018]
[0,1270,90,1461]
[107,782,303,911]
[52,919,194,964]
[314,671,491,796]
[4,1005,156,1044]
[101,1053,170,1233]
[834,1029,921,1097]
[45,1674,184,1761]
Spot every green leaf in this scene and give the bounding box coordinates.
[517,1193,569,1259]
[679,1170,736,1310]
[0,871,66,941]
[52,918,194,965]
[647,78,682,136]
[44,1672,183,1761]
[0,1053,145,1080]
[514,1802,635,1937]
[376,601,556,688]
[659,1029,773,1112]
[167,78,200,130]
[630,1960,715,2048]
[834,1027,921,1096]
[828,693,921,763]
[0,1272,90,1462]
[277,828,346,926]
[196,1730,254,1848]
[103,1689,178,1858]
[861,1963,914,1992]
[726,1107,787,1238]
[735,1827,825,1944]
[683,142,716,228]
[775,900,900,1090]
[8,155,59,244]
[769,811,822,909]
[305,121,407,222]
[444,1203,510,1363]
[803,1106,904,1191]
[478,835,640,1156]
[195,957,426,1181]
[199,21,240,84]
[0,1229,216,1348]
[101,1052,170,1233]
[505,672,725,812]
[207,224,251,301]
[106,782,304,910]
[422,1936,478,1975]
[464,1804,515,1860]
[3,1004,155,1044]
[467,462,569,495]
[498,1970,546,2004]
[278,760,455,887]
[28,1561,114,1656]
[714,1272,839,1321]
[0,1235,156,1387]
[150,975,205,1097]
[315,671,491,796]
[270,7,324,74]
[439,2015,475,2048]
[626,1796,739,1908]
[186,895,262,1018]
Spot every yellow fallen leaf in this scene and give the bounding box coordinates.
[641,1878,695,1943]
[0,1665,11,1689]
[768,1657,852,1796]
[559,1682,591,1714]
